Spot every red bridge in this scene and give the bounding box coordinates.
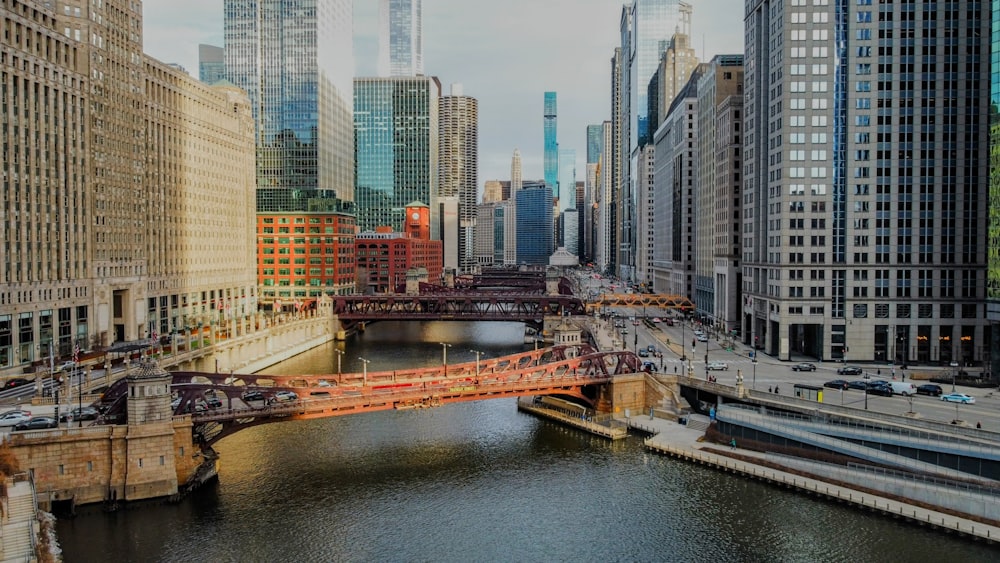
[97,346,641,447]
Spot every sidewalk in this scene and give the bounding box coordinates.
[624,415,1000,543]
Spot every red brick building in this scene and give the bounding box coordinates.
[355,230,443,293]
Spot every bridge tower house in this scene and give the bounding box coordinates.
[121,360,180,501]
[546,267,561,295]
[553,319,583,357]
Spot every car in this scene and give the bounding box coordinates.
[273,390,298,403]
[205,397,223,409]
[317,380,333,387]
[242,390,266,402]
[663,318,675,326]
[59,406,99,422]
[866,382,893,396]
[13,416,58,431]
[647,345,656,353]
[823,379,849,390]
[916,384,943,397]
[0,410,32,427]
[637,349,649,357]
[651,317,662,323]
[706,361,729,371]
[847,380,869,391]
[792,363,817,372]
[837,366,863,376]
[4,378,32,389]
[696,335,709,342]
[940,393,975,404]
[56,361,77,373]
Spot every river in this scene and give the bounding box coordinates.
[55,321,995,562]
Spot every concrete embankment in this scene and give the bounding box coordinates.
[517,398,628,439]
[627,416,1000,544]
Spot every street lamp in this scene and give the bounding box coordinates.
[681,319,687,361]
[358,357,370,386]
[752,358,758,390]
[334,349,343,376]
[440,342,451,376]
[950,361,959,393]
[471,349,483,380]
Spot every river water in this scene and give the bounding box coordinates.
[55,322,995,562]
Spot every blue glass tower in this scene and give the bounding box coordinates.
[586,124,603,164]
[543,92,558,192]
[515,184,554,265]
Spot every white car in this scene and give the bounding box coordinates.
[273,390,298,403]
[940,393,975,405]
[696,335,709,342]
[706,361,729,371]
[0,410,32,427]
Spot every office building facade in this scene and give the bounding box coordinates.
[198,43,225,84]
[990,0,1000,382]
[743,0,989,364]
[378,0,423,77]
[515,185,555,265]
[354,76,441,235]
[544,92,559,191]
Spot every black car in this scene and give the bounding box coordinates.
[792,363,817,372]
[823,379,849,390]
[847,380,869,390]
[866,382,893,396]
[242,390,265,402]
[13,416,58,431]
[4,378,31,389]
[205,396,223,409]
[59,406,99,422]
[916,384,943,397]
[837,366,864,376]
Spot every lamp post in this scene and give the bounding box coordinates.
[950,361,959,393]
[681,319,687,361]
[471,349,483,380]
[334,349,343,377]
[358,357,369,386]
[439,342,451,376]
[752,358,758,390]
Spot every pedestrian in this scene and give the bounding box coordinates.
[730,438,736,450]
[774,385,780,394]
[768,386,772,393]
[977,421,982,429]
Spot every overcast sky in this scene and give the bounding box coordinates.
[143,0,743,191]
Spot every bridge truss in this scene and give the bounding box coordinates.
[96,345,641,448]
[587,293,695,312]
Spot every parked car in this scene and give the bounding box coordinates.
[940,393,975,404]
[13,417,58,431]
[59,406,99,422]
[823,379,849,390]
[792,363,817,372]
[0,410,32,427]
[866,382,893,397]
[242,390,266,402]
[272,390,298,403]
[706,361,729,371]
[4,378,32,389]
[837,366,863,376]
[916,384,943,397]
[847,380,869,391]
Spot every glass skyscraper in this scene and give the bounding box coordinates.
[544,92,558,191]
[558,148,576,213]
[378,0,423,76]
[989,0,1000,381]
[198,44,225,85]
[587,124,603,164]
[516,184,554,265]
[224,0,355,203]
[354,76,441,234]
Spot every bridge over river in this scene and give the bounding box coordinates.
[95,345,642,447]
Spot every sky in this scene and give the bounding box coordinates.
[142,0,744,191]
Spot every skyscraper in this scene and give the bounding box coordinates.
[744,0,989,363]
[198,44,226,84]
[511,149,523,194]
[558,149,576,213]
[516,184,555,265]
[225,0,357,299]
[544,92,559,192]
[354,76,441,234]
[439,84,479,273]
[378,0,424,76]
[617,0,693,282]
[990,1,1000,383]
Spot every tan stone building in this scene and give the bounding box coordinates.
[0,0,258,377]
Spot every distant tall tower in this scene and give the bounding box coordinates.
[198,44,225,84]
[543,92,558,192]
[511,149,523,194]
[439,84,479,273]
[378,0,424,76]
[558,148,576,213]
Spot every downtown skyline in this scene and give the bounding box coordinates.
[142,0,743,190]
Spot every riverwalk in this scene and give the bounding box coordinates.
[625,414,1000,544]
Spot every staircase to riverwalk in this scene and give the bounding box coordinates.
[1,477,38,562]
